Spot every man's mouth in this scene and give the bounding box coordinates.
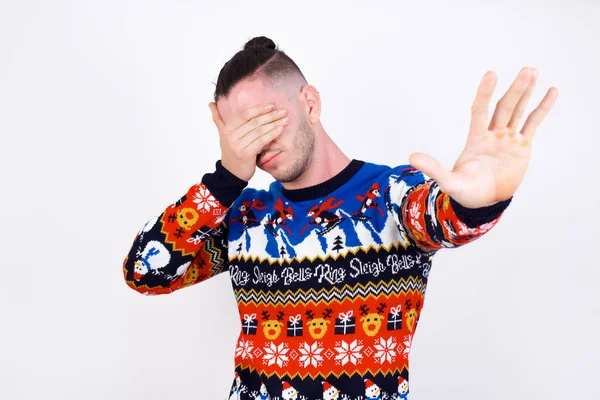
[259,151,281,166]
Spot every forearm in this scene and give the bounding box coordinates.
[398,172,512,251]
[122,161,247,294]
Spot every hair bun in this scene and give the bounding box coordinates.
[244,36,277,51]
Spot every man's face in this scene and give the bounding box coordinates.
[216,77,314,183]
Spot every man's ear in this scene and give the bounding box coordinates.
[300,84,321,124]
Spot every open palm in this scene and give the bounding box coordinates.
[409,67,559,208]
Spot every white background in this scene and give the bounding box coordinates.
[1,1,598,399]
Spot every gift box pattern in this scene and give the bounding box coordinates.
[242,313,258,335]
[334,310,356,335]
[387,305,402,330]
[287,314,303,337]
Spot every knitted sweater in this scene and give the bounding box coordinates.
[123,159,511,400]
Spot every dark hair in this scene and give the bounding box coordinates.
[213,36,307,102]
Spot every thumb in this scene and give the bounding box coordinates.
[408,152,453,191]
[208,102,225,131]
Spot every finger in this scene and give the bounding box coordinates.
[408,152,454,192]
[240,116,289,148]
[507,69,538,131]
[245,125,285,155]
[469,71,498,135]
[228,102,276,132]
[208,102,225,131]
[520,87,559,139]
[237,108,288,140]
[488,67,533,131]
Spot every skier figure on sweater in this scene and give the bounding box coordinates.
[123,36,558,399]
[265,197,294,236]
[231,199,266,231]
[352,182,384,220]
[298,197,345,235]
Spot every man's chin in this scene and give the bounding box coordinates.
[261,167,286,182]
[256,163,278,179]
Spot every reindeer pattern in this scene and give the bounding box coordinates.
[124,161,509,399]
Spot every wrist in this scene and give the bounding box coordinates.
[221,159,252,182]
[201,160,249,207]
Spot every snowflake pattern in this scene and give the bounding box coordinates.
[193,186,218,213]
[373,337,398,364]
[230,336,413,399]
[123,158,504,400]
[298,341,324,368]
[403,334,412,358]
[235,338,254,360]
[263,342,289,367]
[334,339,364,366]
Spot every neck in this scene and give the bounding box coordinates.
[281,126,350,190]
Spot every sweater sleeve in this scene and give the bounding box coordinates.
[122,161,248,295]
[392,165,512,252]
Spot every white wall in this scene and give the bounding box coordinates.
[1,0,598,399]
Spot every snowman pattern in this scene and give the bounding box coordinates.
[133,240,192,282]
[133,240,171,280]
[281,381,299,400]
[322,381,341,400]
[230,376,408,400]
[364,379,382,400]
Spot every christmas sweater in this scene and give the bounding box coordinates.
[123,159,512,400]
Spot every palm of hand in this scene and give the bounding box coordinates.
[409,67,559,208]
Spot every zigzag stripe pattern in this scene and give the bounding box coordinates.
[205,236,226,276]
[122,160,512,397]
[235,362,406,380]
[234,277,426,305]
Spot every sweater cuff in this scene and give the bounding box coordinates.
[201,160,248,207]
[448,195,513,228]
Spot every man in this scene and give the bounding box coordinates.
[123,36,558,399]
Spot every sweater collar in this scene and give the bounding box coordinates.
[277,159,365,203]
